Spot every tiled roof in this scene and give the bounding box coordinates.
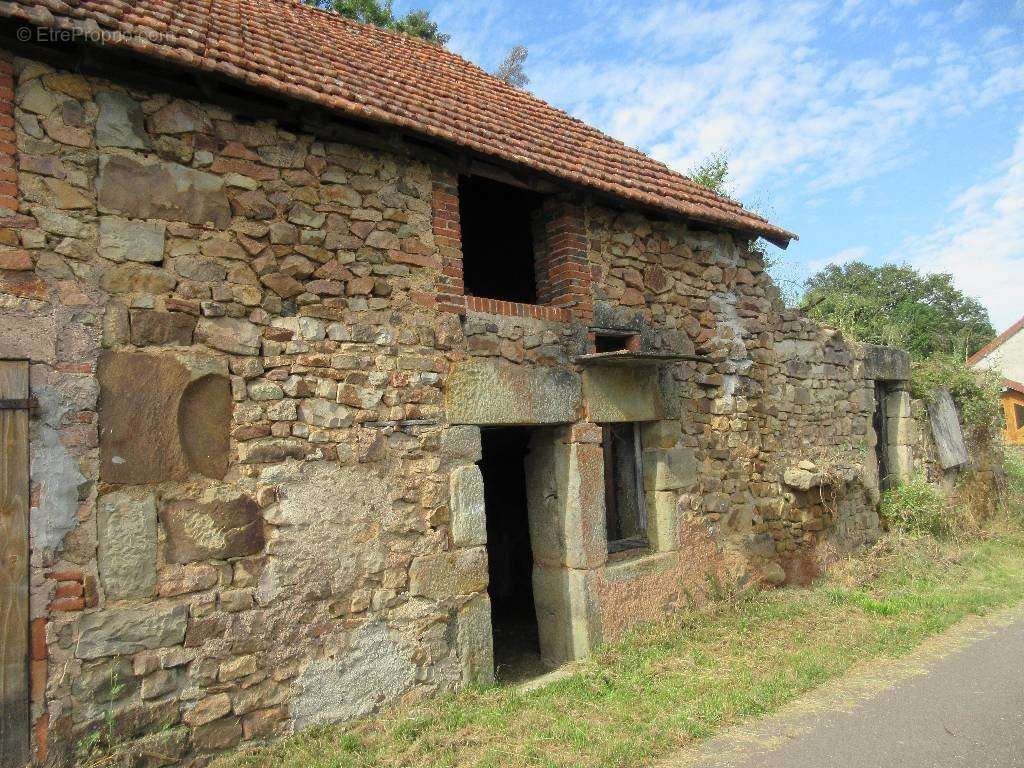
[1002,378,1024,395]
[967,313,1024,367]
[0,0,796,245]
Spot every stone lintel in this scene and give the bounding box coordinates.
[582,366,663,423]
[862,344,911,381]
[445,360,580,425]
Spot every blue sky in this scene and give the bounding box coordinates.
[402,0,1024,329]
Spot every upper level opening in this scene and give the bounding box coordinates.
[458,174,543,305]
[593,332,640,354]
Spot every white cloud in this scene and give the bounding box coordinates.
[500,0,1024,201]
[952,0,978,22]
[905,121,1024,330]
[807,245,869,273]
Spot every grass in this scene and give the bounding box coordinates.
[216,472,1024,768]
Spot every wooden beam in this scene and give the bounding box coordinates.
[0,360,29,768]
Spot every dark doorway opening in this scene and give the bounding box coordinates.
[873,382,891,490]
[480,426,542,682]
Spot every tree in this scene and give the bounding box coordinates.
[689,151,730,196]
[494,46,529,88]
[800,262,995,359]
[305,0,450,46]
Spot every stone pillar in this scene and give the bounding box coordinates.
[885,387,915,481]
[525,425,604,667]
[441,425,494,684]
[641,429,696,552]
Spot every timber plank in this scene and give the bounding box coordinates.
[0,361,29,768]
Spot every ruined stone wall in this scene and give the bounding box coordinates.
[585,209,884,595]
[0,50,901,766]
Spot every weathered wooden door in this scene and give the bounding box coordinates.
[0,360,29,767]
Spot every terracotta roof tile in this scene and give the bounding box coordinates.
[0,0,797,244]
[1003,378,1024,395]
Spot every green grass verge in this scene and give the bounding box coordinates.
[216,519,1024,768]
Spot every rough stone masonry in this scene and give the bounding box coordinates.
[0,45,934,767]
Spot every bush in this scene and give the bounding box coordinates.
[910,354,1002,437]
[1002,449,1024,523]
[880,476,954,538]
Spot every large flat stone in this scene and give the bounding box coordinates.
[456,593,494,685]
[129,309,196,347]
[440,425,482,462]
[449,465,486,547]
[645,492,679,552]
[148,100,213,135]
[98,351,231,484]
[97,491,157,600]
[99,216,166,263]
[0,314,56,363]
[531,564,601,667]
[642,447,697,491]
[408,548,488,599]
[76,605,188,660]
[445,360,580,425]
[862,344,911,382]
[582,366,663,422]
[525,435,607,570]
[99,264,177,294]
[292,622,415,729]
[160,495,264,563]
[97,155,230,228]
[195,317,261,355]
[95,91,151,149]
[928,389,969,470]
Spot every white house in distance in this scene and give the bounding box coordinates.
[968,314,1024,444]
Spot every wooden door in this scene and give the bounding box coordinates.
[0,360,29,767]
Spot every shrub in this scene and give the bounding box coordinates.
[1002,449,1024,524]
[880,476,954,539]
[910,353,1002,438]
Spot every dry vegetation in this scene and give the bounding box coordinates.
[214,457,1024,768]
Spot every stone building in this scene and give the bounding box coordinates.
[0,1,919,765]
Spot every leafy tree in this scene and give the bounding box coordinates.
[494,45,530,88]
[305,0,450,45]
[801,262,994,359]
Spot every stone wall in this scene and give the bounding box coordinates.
[0,49,915,766]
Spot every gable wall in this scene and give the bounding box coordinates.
[973,329,1024,383]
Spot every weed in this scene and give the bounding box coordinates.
[880,475,960,539]
[76,659,127,767]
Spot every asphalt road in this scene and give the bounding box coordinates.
[663,605,1024,768]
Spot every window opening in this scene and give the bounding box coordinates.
[602,422,648,553]
[458,174,543,304]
